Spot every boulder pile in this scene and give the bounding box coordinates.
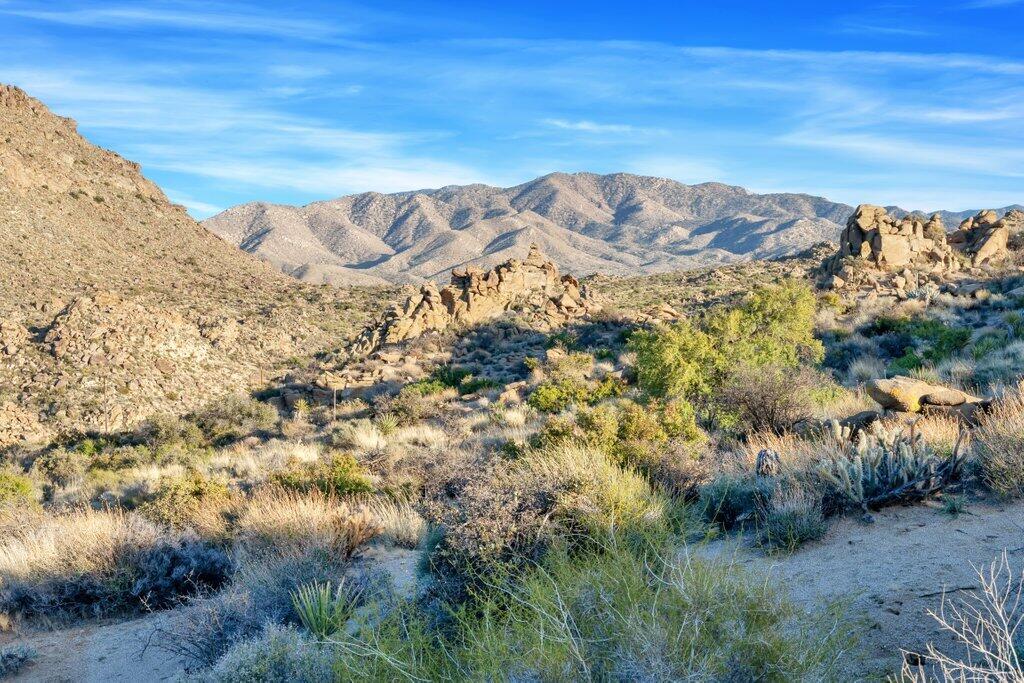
[824,205,1014,297]
[349,245,599,356]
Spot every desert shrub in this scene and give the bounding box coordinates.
[139,473,233,534]
[865,316,971,368]
[87,444,152,471]
[268,453,373,497]
[331,537,853,681]
[527,375,622,413]
[0,508,230,619]
[191,624,335,683]
[527,379,588,413]
[31,448,85,488]
[716,364,820,435]
[699,473,772,529]
[139,414,206,452]
[757,486,827,553]
[367,498,428,548]
[376,385,447,424]
[629,319,719,399]
[402,378,448,396]
[0,471,36,508]
[195,395,278,445]
[427,444,672,600]
[0,644,36,678]
[974,385,1024,498]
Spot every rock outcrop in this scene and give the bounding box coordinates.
[348,245,599,356]
[824,205,1014,297]
[866,376,988,420]
[947,210,1010,265]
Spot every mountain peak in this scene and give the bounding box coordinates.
[204,173,855,286]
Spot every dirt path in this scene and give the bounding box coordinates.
[3,609,189,682]
[699,498,1024,681]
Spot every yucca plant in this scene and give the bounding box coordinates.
[374,412,400,436]
[817,426,965,511]
[291,579,361,639]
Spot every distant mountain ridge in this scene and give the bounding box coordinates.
[203,172,1021,286]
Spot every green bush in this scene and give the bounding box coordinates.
[0,471,36,507]
[867,316,970,367]
[31,448,85,488]
[139,473,232,530]
[757,488,828,553]
[268,453,373,497]
[699,473,772,529]
[195,396,278,445]
[630,280,822,402]
[331,535,852,681]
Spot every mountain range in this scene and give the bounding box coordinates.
[203,174,1022,286]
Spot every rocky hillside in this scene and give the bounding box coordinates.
[0,84,388,445]
[204,173,856,285]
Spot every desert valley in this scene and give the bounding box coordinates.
[1,28,1024,682]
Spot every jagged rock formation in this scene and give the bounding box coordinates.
[348,245,598,357]
[824,205,1014,296]
[0,83,383,445]
[866,376,988,420]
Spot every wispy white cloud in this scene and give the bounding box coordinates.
[165,190,222,217]
[542,119,639,134]
[1,2,343,39]
[961,0,1023,8]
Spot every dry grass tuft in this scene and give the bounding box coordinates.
[974,384,1024,498]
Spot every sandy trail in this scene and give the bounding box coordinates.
[699,498,1024,680]
[4,609,189,682]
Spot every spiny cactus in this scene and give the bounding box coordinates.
[817,427,965,510]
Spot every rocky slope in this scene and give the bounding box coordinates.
[0,84,386,445]
[205,175,1023,287]
[204,174,855,285]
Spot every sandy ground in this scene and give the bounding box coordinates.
[699,498,1024,681]
[3,546,422,682]
[3,609,190,682]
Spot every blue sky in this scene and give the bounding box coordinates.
[2,0,1023,218]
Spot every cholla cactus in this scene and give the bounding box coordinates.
[817,427,965,510]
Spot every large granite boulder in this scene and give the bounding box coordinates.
[866,376,988,419]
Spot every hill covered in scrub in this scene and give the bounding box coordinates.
[0,84,391,444]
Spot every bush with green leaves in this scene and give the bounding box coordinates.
[426,442,673,601]
[139,473,232,530]
[190,625,335,682]
[974,386,1024,498]
[327,535,853,681]
[268,453,373,497]
[0,470,36,507]
[629,280,823,404]
[757,486,828,553]
[698,472,773,529]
